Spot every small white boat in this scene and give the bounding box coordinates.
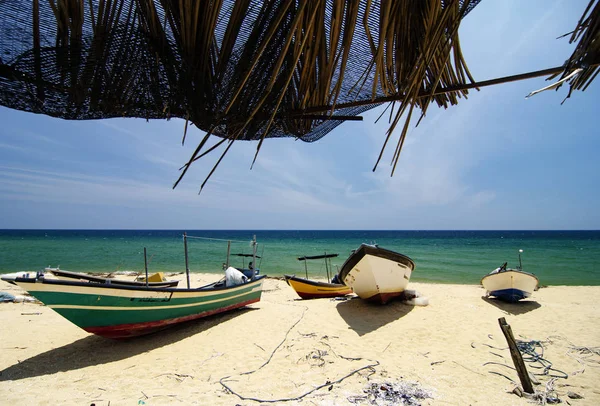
[337,244,415,304]
[481,251,539,302]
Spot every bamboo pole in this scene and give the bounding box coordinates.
[226,240,231,269]
[251,235,257,280]
[184,232,190,289]
[324,251,330,281]
[304,257,308,279]
[144,247,148,287]
[275,65,586,116]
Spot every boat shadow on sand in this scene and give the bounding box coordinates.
[481,297,541,315]
[0,307,257,381]
[336,296,415,336]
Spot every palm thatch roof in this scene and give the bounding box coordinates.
[0,0,598,190]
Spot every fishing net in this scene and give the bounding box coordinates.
[0,1,597,187]
[0,1,480,142]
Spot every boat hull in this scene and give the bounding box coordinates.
[481,270,539,302]
[338,244,415,304]
[9,276,265,338]
[284,275,352,299]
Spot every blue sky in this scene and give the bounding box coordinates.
[0,0,598,230]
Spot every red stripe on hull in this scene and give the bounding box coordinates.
[364,291,403,305]
[297,290,351,300]
[84,298,260,339]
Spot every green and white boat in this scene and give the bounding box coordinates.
[5,274,265,339]
[2,234,266,339]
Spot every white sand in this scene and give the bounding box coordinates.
[0,274,598,405]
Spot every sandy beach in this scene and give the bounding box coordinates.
[0,274,598,405]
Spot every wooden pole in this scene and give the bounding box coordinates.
[324,252,330,281]
[304,257,308,279]
[226,240,231,269]
[251,235,257,280]
[183,232,190,289]
[498,317,534,394]
[277,65,574,116]
[144,247,148,287]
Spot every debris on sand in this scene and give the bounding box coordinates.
[348,381,433,405]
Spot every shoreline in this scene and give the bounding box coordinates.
[2,269,598,288]
[1,274,599,405]
[2,229,600,286]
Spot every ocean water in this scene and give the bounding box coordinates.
[0,230,599,286]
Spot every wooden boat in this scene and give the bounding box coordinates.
[481,251,539,302]
[46,267,180,288]
[284,253,351,299]
[337,244,415,304]
[285,253,352,299]
[1,234,266,339]
[4,273,265,339]
[284,275,352,299]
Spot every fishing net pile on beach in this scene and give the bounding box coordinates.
[348,381,433,405]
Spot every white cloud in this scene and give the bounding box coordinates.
[0,0,596,230]
[0,142,27,152]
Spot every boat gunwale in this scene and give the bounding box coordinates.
[4,274,267,293]
[338,243,415,282]
[284,274,349,289]
[49,268,180,287]
[296,253,339,261]
[480,269,539,286]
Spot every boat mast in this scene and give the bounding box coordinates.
[144,247,149,287]
[251,235,257,280]
[226,240,231,269]
[304,256,308,279]
[518,249,523,271]
[324,251,330,281]
[184,232,190,288]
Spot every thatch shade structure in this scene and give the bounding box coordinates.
[0,0,598,190]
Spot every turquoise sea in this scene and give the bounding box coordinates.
[0,230,599,286]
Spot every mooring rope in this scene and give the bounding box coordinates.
[184,235,251,244]
[516,340,569,379]
[485,340,568,380]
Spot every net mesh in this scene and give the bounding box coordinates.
[0,0,482,144]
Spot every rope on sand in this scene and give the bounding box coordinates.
[484,340,568,379]
[484,339,569,404]
[566,345,600,375]
[516,340,568,379]
[219,305,379,403]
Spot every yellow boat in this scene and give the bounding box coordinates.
[284,274,352,299]
[284,253,352,299]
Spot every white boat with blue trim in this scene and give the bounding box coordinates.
[481,250,539,302]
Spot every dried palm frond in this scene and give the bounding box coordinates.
[0,1,597,189]
[549,0,600,99]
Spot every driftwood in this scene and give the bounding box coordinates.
[498,317,534,394]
